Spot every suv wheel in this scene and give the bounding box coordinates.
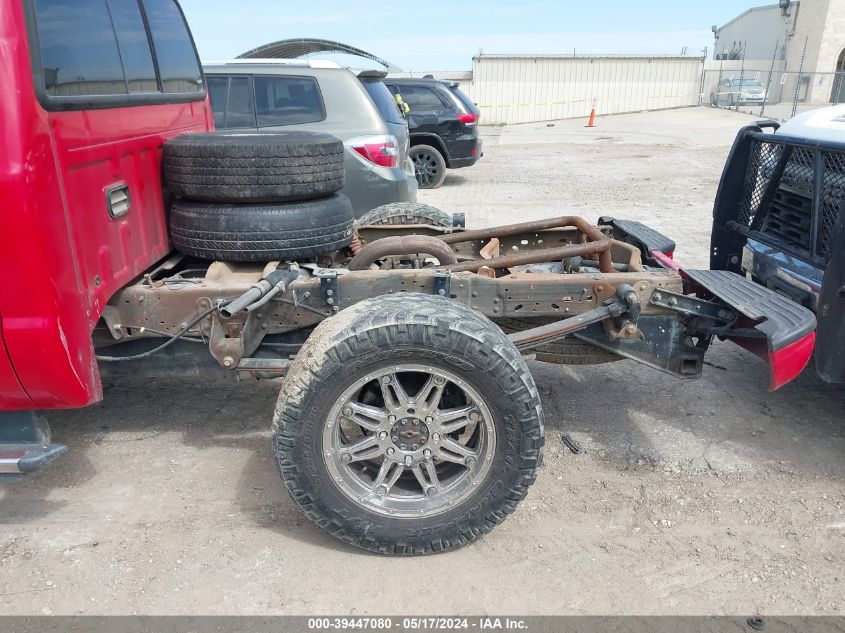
[410,145,447,189]
[272,294,544,554]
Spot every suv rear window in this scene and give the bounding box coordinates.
[360,79,404,125]
[30,0,204,107]
[448,85,479,115]
[207,74,327,129]
[393,85,447,111]
[253,75,325,127]
[207,75,257,129]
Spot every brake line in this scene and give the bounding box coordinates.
[95,304,222,362]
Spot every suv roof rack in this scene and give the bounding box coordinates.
[203,58,343,69]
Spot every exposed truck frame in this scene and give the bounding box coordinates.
[0,0,819,554]
[90,216,816,389]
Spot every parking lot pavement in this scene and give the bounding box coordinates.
[2,107,844,616]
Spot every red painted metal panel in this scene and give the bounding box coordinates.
[0,0,212,409]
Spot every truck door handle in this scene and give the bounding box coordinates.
[105,184,131,219]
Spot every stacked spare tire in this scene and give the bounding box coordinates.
[163,132,354,262]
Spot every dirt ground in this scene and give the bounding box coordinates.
[2,107,844,616]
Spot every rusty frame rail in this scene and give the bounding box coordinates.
[99,216,686,373]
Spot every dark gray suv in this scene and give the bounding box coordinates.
[203,60,417,216]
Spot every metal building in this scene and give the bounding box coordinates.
[713,0,845,104]
[464,55,704,125]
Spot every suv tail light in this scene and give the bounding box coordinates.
[457,112,480,125]
[346,135,399,168]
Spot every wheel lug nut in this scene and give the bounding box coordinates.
[427,487,437,497]
[469,410,480,422]
[388,415,397,423]
[341,453,352,463]
[432,433,440,442]
[423,449,432,458]
[400,444,407,450]
[386,448,395,456]
[465,457,476,467]
[342,407,352,417]
[381,375,391,384]
[434,376,446,385]
[376,485,387,496]
[404,455,413,466]
[378,431,388,440]
[425,416,433,424]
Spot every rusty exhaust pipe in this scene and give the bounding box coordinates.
[348,216,613,274]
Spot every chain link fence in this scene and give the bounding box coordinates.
[701,66,845,121]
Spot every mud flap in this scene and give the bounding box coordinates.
[816,215,845,384]
[684,269,817,390]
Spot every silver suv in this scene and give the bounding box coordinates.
[203,60,417,216]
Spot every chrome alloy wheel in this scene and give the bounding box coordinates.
[323,365,496,518]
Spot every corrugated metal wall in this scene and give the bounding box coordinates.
[465,55,705,125]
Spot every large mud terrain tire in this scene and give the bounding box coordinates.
[273,294,544,555]
[169,194,354,261]
[496,318,622,365]
[163,131,344,203]
[355,202,453,228]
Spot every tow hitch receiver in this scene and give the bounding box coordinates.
[683,269,817,390]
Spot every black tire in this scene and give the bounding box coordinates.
[355,202,453,228]
[169,194,354,262]
[163,131,344,203]
[273,294,544,555]
[496,318,622,365]
[410,145,447,189]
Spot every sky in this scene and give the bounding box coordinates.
[180,0,765,71]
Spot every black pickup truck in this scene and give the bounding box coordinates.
[711,106,845,383]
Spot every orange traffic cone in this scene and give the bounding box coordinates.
[586,99,597,128]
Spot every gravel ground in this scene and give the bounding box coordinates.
[2,107,844,616]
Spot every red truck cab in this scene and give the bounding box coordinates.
[0,0,211,472]
[1,0,211,408]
